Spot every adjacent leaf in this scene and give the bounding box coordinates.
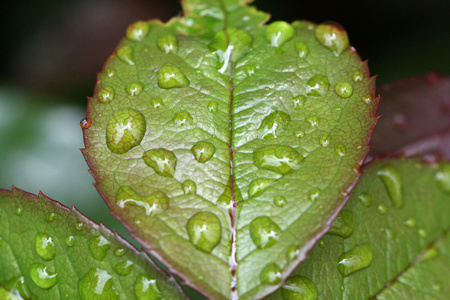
[267,157,450,299]
[83,0,378,298]
[0,187,186,299]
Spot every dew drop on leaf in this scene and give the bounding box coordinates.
[207,101,218,113]
[173,110,193,126]
[435,163,450,193]
[76,222,84,231]
[80,118,91,129]
[125,82,144,96]
[15,207,23,216]
[150,98,163,109]
[260,263,282,285]
[308,188,321,202]
[35,233,56,260]
[295,42,309,58]
[158,65,189,89]
[306,74,330,97]
[117,45,136,65]
[293,95,307,110]
[248,178,272,198]
[258,111,290,139]
[385,227,396,240]
[274,195,287,207]
[186,212,222,253]
[376,203,387,215]
[319,135,330,147]
[143,148,178,178]
[4,276,31,299]
[352,72,364,83]
[106,69,115,78]
[361,94,373,104]
[418,228,427,238]
[295,130,305,138]
[244,65,256,77]
[253,145,302,175]
[97,87,115,104]
[305,115,320,127]
[337,243,373,277]
[29,263,58,289]
[281,275,318,300]
[285,244,300,261]
[134,274,161,300]
[79,268,119,300]
[335,82,353,98]
[46,212,55,222]
[377,164,404,208]
[126,21,150,41]
[358,192,372,207]
[327,210,354,239]
[265,21,295,47]
[182,180,197,195]
[114,248,125,257]
[318,239,326,248]
[249,216,281,249]
[157,34,179,54]
[335,143,347,156]
[113,260,134,276]
[115,187,170,216]
[88,235,110,261]
[66,235,74,247]
[405,217,416,228]
[315,22,349,56]
[191,141,216,163]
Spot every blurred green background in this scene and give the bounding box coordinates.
[0,0,448,296]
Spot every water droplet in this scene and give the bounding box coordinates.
[327,210,354,239]
[66,235,74,247]
[335,143,347,156]
[29,263,58,289]
[115,248,125,257]
[46,212,55,222]
[207,101,218,113]
[308,188,321,202]
[352,72,364,83]
[358,192,372,207]
[385,227,396,240]
[76,222,84,231]
[115,186,169,216]
[182,180,197,195]
[337,243,373,277]
[143,148,178,177]
[260,263,282,285]
[106,69,115,78]
[106,108,146,155]
[186,212,222,253]
[418,228,427,237]
[15,207,23,216]
[134,274,161,299]
[253,145,303,175]
[306,74,330,97]
[295,130,305,138]
[4,276,31,299]
[281,275,318,300]
[405,218,416,228]
[274,195,287,207]
[377,203,387,215]
[191,141,216,163]
[265,21,295,47]
[244,65,256,77]
[248,178,272,198]
[335,82,353,98]
[377,164,403,208]
[80,118,91,129]
[319,135,330,147]
[35,233,56,260]
[125,82,144,96]
[315,22,349,56]
[150,98,163,108]
[318,239,326,248]
[285,245,300,261]
[114,260,134,276]
[117,45,136,65]
[98,87,115,104]
[435,163,450,193]
[361,94,373,104]
[258,111,290,139]
[249,216,281,249]
[158,65,189,89]
[88,235,110,261]
[293,95,307,110]
[173,110,193,126]
[79,268,119,299]
[157,34,179,54]
[126,21,150,41]
[295,42,309,58]
[421,246,439,262]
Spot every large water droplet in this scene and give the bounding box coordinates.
[158,65,189,89]
[253,145,303,175]
[260,263,282,285]
[126,21,150,41]
[113,260,134,276]
[435,163,450,193]
[335,82,353,98]
[327,211,354,239]
[265,21,295,47]
[295,42,309,58]
[207,101,218,113]
[337,243,373,277]
[358,192,372,207]
[191,141,216,163]
[249,216,281,249]
[143,148,178,177]
[157,34,179,54]
[173,110,193,126]
[352,72,364,83]
[258,111,290,139]
[80,118,91,129]
[4,276,31,299]
[134,274,161,299]
[35,233,56,260]
[306,74,330,97]
[116,186,169,216]
[79,268,119,300]
[117,46,136,65]
[281,275,318,300]
[248,178,272,198]
[377,164,403,208]
[182,180,197,195]
[377,203,387,215]
[66,235,74,247]
[106,108,146,155]
[315,22,349,56]
[88,235,110,261]
[29,263,58,289]
[186,211,222,253]
[274,195,287,207]
[125,82,144,96]
[98,87,115,104]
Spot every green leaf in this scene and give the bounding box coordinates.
[266,157,450,299]
[0,188,186,299]
[83,0,378,298]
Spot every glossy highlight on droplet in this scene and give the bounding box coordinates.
[134,274,161,299]
[207,101,218,113]
[260,263,282,285]
[377,164,403,208]
[116,186,169,216]
[3,276,30,299]
[98,87,115,104]
[377,203,387,215]
[248,178,272,198]
[143,148,178,177]
[150,98,163,108]
[158,65,189,89]
[435,163,450,193]
[182,180,197,195]
[79,268,119,300]
[295,42,309,58]
[126,21,150,41]
[66,235,75,247]
[258,110,290,139]
[274,195,287,207]
[186,211,222,253]
[337,243,373,277]
[80,118,91,129]
[358,192,372,207]
[265,21,295,47]
[88,235,110,261]
[327,210,354,239]
[306,74,329,97]
[191,141,216,163]
[315,22,349,56]
[157,34,179,54]
[117,45,136,65]
[113,260,134,276]
[281,275,318,300]
[35,233,56,260]
[335,82,353,98]
[352,72,364,83]
[125,82,144,96]
[46,212,55,222]
[173,110,193,126]
[29,263,58,289]
[249,216,281,249]
[253,145,303,175]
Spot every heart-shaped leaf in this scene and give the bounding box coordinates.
[0,187,186,299]
[82,0,378,298]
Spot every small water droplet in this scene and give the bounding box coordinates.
[207,101,218,113]
[352,72,364,83]
[191,141,216,163]
[79,268,119,299]
[337,243,373,277]
[248,178,272,198]
[66,235,74,247]
[244,65,256,77]
[126,21,150,41]
[319,135,330,147]
[186,212,222,253]
[257,111,290,139]
[358,192,372,207]
[327,210,354,239]
[253,145,303,175]
[281,275,318,300]
[421,246,439,261]
[35,233,56,260]
[150,98,163,108]
[318,239,326,248]
[295,42,309,58]
[117,45,136,65]
[315,22,349,56]
[158,65,189,89]
[377,203,387,215]
[29,263,58,289]
[308,188,321,202]
[335,82,353,98]
[306,116,320,127]
[335,143,347,156]
[405,218,416,228]
[15,207,23,216]
[274,195,287,207]
[106,108,146,155]
[115,248,125,257]
[173,110,193,126]
[98,87,115,104]
[115,186,169,216]
[285,244,300,261]
[80,118,91,129]
[88,235,110,261]
[157,34,179,54]
[114,260,134,276]
[143,148,178,177]
[4,276,31,299]
[106,69,115,78]
[46,212,55,222]
[260,263,282,285]
[435,163,450,193]
[418,228,427,237]
[249,216,281,249]
[182,180,197,195]
[265,21,295,47]
[377,164,403,208]
[293,95,307,110]
[294,130,305,138]
[134,274,161,299]
[361,94,373,104]
[76,222,84,231]
[306,74,330,97]
[125,82,144,96]
[385,227,396,240]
